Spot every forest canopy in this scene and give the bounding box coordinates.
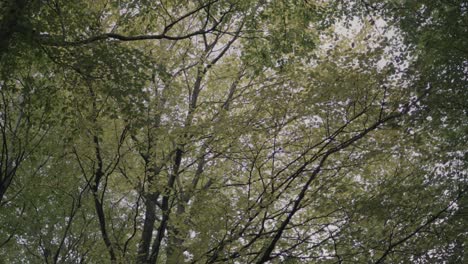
[0,0,467,263]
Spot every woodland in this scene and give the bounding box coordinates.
[0,0,467,263]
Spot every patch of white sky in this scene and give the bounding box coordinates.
[325,14,410,73]
[259,13,414,146]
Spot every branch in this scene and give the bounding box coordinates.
[255,105,414,263]
[38,0,228,47]
[374,188,467,264]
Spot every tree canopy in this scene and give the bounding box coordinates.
[0,0,466,263]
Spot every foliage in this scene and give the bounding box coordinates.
[0,0,466,263]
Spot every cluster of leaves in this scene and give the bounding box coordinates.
[0,0,466,263]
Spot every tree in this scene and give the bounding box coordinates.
[0,0,466,263]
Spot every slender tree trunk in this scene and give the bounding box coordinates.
[165,202,186,264]
[0,159,20,205]
[136,193,157,264]
[92,192,117,263]
[89,115,117,263]
[148,148,183,264]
